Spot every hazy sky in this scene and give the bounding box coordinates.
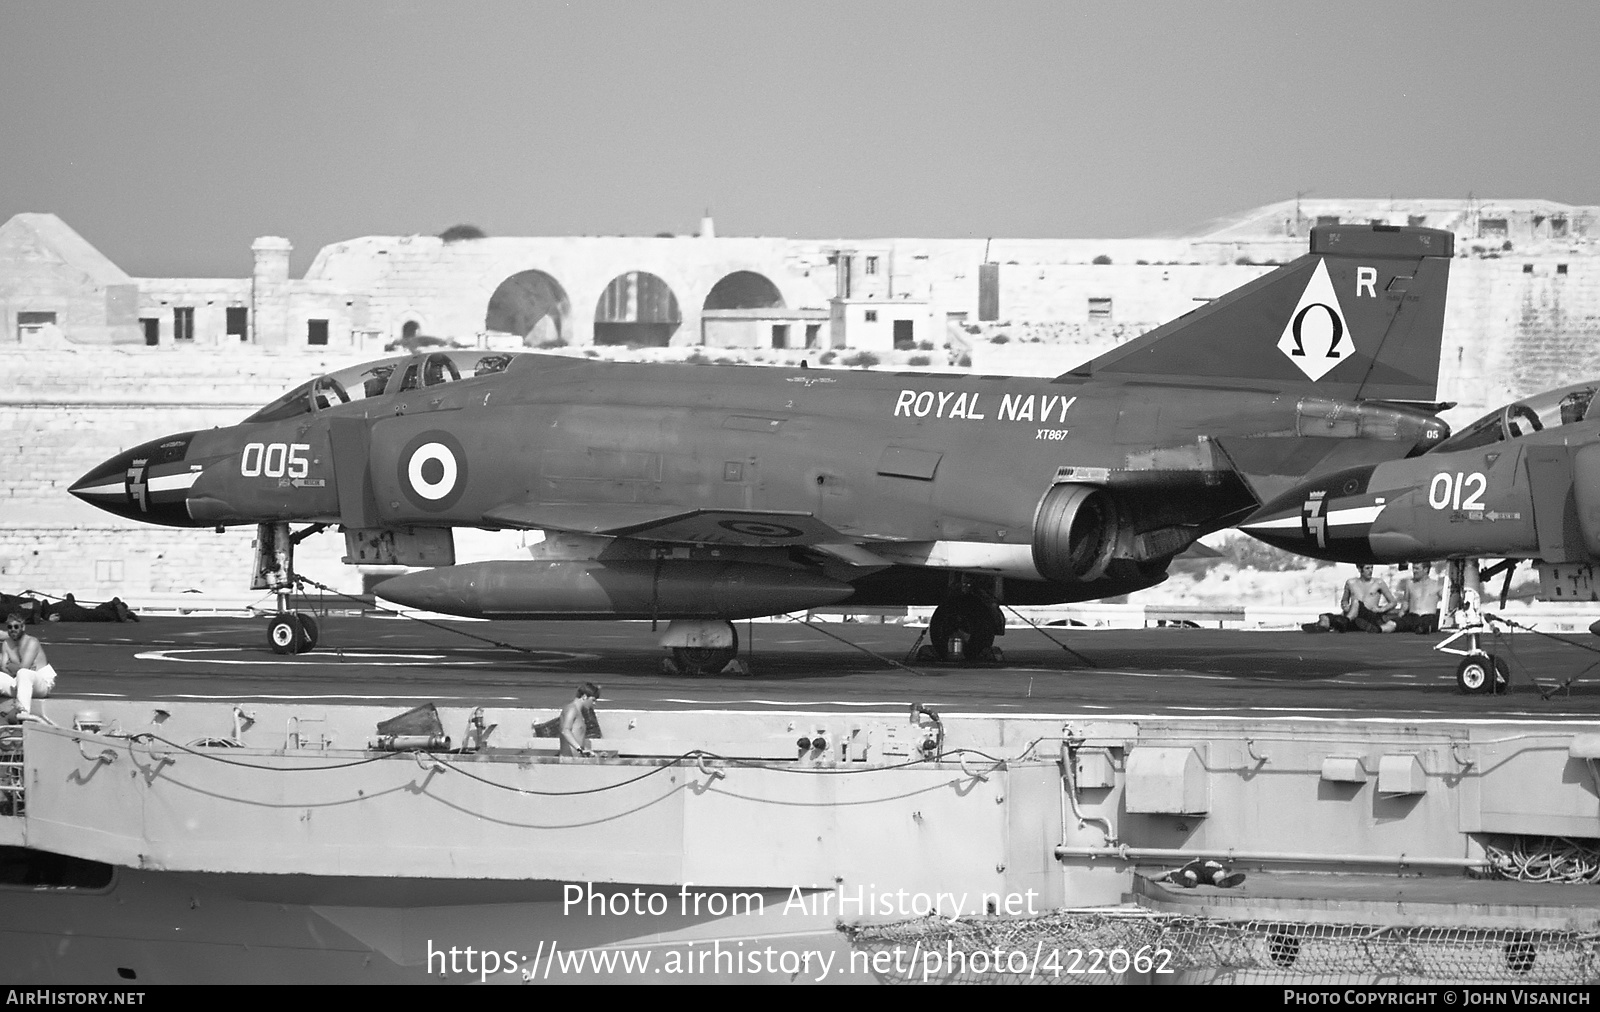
[3,1,1596,278]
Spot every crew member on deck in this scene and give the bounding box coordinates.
[1309,565,1397,633]
[559,683,602,758]
[1392,562,1444,634]
[1,612,56,721]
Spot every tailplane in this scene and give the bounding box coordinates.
[1065,224,1454,402]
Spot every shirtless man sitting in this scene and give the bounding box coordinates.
[1391,562,1444,634]
[1312,565,1398,633]
[1,612,56,720]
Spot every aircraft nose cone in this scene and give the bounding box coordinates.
[70,431,206,527]
[1238,466,1383,563]
[1237,502,1308,553]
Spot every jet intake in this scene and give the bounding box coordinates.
[1571,443,1600,561]
[1032,483,1119,583]
[374,559,854,620]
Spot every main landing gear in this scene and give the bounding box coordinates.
[920,583,1006,664]
[659,620,750,677]
[254,522,326,655]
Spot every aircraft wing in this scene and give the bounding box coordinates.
[482,501,848,547]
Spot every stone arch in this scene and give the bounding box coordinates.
[594,271,681,346]
[486,269,573,346]
[390,310,434,349]
[702,270,786,311]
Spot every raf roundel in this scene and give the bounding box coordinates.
[718,519,805,540]
[398,430,468,512]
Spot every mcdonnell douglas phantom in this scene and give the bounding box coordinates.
[1238,378,1600,695]
[1241,378,1600,593]
[73,224,1455,673]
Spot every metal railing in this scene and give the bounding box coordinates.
[0,727,23,818]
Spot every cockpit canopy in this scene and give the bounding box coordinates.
[1430,380,1599,455]
[244,351,518,424]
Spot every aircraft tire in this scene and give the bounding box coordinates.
[672,623,739,676]
[930,596,997,662]
[268,613,305,655]
[296,613,320,652]
[1456,654,1493,695]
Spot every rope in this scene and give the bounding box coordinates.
[785,613,932,676]
[1478,612,1600,699]
[126,732,397,771]
[1002,603,1098,667]
[1485,835,1600,885]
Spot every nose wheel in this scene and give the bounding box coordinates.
[1453,653,1508,696]
[1437,611,1510,695]
[267,612,320,654]
[254,522,327,655]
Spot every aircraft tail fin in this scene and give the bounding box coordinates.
[1063,225,1454,402]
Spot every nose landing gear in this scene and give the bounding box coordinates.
[255,522,327,655]
[1436,591,1509,695]
[267,611,321,655]
[1452,652,1509,695]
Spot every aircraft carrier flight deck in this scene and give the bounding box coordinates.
[36,613,1600,720]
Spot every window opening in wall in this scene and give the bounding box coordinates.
[1316,215,1341,227]
[140,318,159,346]
[307,319,329,346]
[1479,218,1508,238]
[1408,215,1428,227]
[977,263,999,321]
[1088,297,1113,320]
[771,324,789,349]
[1523,264,1534,274]
[16,311,56,340]
[173,306,194,342]
[864,310,878,323]
[805,324,820,348]
[1557,264,1569,275]
[226,306,248,341]
[865,256,879,275]
[1551,217,1569,237]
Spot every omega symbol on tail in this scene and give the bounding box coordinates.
[1276,259,1354,382]
[398,430,468,512]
